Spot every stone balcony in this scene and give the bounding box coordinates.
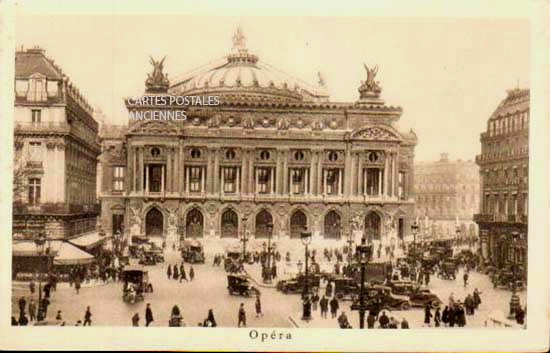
[13,202,100,215]
[14,121,71,134]
[474,213,527,224]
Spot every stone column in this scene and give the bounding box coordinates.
[357,153,363,196]
[344,148,352,196]
[138,147,143,192]
[310,152,316,195]
[166,148,172,193]
[276,150,282,194]
[213,148,220,194]
[377,169,382,196]
[282,150,288,195]
[236,167,240,194]
[249,151,255,194]
[241,151,248,194]
[145,164,149,193]
[206,148,213,194]
[161,165,165,193]
[127,145,134,192]
[179,144,184,193]
[383,153,388,197]
[317,151,323,195]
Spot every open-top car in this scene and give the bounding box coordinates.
[227,274,260,297]
[181,240,205,264]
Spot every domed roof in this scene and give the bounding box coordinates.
[169,27,329,103]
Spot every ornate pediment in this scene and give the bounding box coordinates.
[351,126,401,141]
[128,119,180,135]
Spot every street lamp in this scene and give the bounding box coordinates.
[411,221,419,259]
[300,229,312,321]
[455,226,461,249]
[33,232,48,321]
[240,216,248,264]
[507,231,521,320]
[263,222,274,284]
[347,229,355,264]
[352,235,373,329]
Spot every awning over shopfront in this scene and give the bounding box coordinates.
[53,242,95,266]
[68,231,109,250]
[12,240,94,265]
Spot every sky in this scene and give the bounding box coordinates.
[14,15,530,162]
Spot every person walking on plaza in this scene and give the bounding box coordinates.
[44,282,52,299]
[179,264,188,282]
[38,297,50,321]
[145,303,154,327]
[424,303,433,327]
[189,266,195,282]
[75,278,81,294]
[132,312,140,326]
[325,281,333,298]
[515,305,525,325]
[29,278,36,295]
[83,306,92,326]
[28,299,36,322]
[255,296,263,318]
[311,292,320,312]
[56,310,62,321]
[338,311,352,329]
[463,270,469,288]
[319,295,329,319]
[473,288,482,309]
[389,316,399,329]
[238,303,247,327]
[448,292,455,308]
[400,317,409,329]
[464,294,474,315]
[167,264,172,279]
[329,297,339,319]
[18,312,29,326]
[434,307,441,327]
[367,311,376,328]
[204,309,217,327]
[441,305,449,327]
[424,271,430,286]
[173,264,179,281]
[18,296,26,317]
[457,304,466,327]
[378,310,389,328]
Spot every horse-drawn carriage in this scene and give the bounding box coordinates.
[181,240,205,264]
[224,248,244,273]
[121,266,153,304]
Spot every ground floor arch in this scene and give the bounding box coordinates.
[186,208,204,238]
[324,210,341,239]
[255,209,273,238]
[221,208,239,238]
[145,207,163,237]
[290,210,307,238]
[365,211,382,241]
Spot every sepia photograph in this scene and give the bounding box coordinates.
[1,0,549,351]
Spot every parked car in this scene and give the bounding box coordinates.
[276,273,322,294]
[227,274,260,297]
[351,284,411,312]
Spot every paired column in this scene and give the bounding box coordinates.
[213,148,220,194]
[310,152,317,196]
[282,150,288,195]
[241,150,249,194]
[248,151,254,194]
[166,148,172,193]
[316,151,323,195]
[356,152,363,196]
[138,147,144,192]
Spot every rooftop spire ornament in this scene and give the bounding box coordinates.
[232,26,247,53]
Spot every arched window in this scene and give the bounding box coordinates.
[290,210,307,238]
[186,208,204,238]
[255,210,273,238]
[365,212,381,240]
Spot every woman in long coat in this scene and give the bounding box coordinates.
[173,264,179,280]
[441,306,449,327]
[167,265,172,279]
[424,304,433,327]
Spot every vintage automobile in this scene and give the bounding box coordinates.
[224,249,244,273]
[121,266,153,304]
[351,284,412,312]
[387,280,442,308]
[138,252,157,266]
[333,276,360,301]
[181,240,205,264]
[227,274,260,297]
[276,273,322,295]
[438,261,458,280]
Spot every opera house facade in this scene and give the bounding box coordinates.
[98,28,417,244]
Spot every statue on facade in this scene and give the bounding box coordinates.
[242,115,255,129]
[207,114,221,128]
[317,71,326,87]
[145,56,170,93]
[130,206,142,236]
[363,64,380,91]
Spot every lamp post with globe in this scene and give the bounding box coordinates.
[300,229,312,321]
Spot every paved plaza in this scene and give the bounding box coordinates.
[11,238,526,328]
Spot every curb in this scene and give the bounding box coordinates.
[12,281,112,291]
[288,316,300,328]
